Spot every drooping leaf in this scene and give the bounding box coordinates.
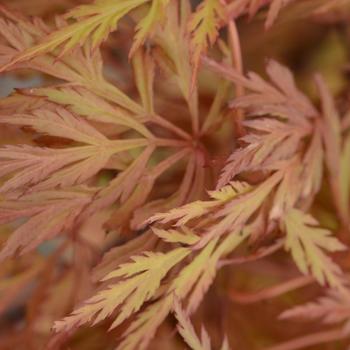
[0,0,148,71]
[283,209,347,291]
[188,0,226,88]
[173,298,211,350]
[53,247,190,332]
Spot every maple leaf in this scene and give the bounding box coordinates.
[173,298,231,350]
[180,230,250,314]
[0,7,143,114]
[115,233,247,349]
[130,0,169,56]
[153,0,199,130]
[0,0,145,70]
[280,289,350,326]
[115,296,173,350]
[92,230,157,281]
[0,1,348,350]
[217,118,309,188]
[210,59,316,188]
[283,209,347,291]
[269,129,324,220]
[30,86,151,137]
[173,298,212,350]
[188,0,226,88]
[55,214,249,348]
[0,189,91,260]
[196,170,283,248]
[53,247,190,332]
[148,181,251,226]
[152,226,200,245]
[0,107,108,145]
[0,0,173,71]
[204,57,317,121]
[0,145,109,193]
[0,101,150,195]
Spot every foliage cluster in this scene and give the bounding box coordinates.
[0,0,350,349]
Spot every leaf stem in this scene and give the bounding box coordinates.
[153,138,190,148]
[264,328,347,350]
[151,114,192,140]
[218,239,284,268]
[228,19,245,137]
[228,275,314,304]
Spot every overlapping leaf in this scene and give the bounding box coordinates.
[283,209,347,291]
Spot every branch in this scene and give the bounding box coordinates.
[228,275,314,304]
[264,328,347,350]
[218,239,284,268]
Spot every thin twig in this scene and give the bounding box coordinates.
[218,239,284,268]
[228,19,245,137]
[152,114,192,141]
[229,275,314,304]
[264,328,347,350]
[153,137,190,148]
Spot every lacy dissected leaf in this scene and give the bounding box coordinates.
[115,296,173,350]
[283,208,347,291]
[197,170,283,247]
[0,1,349,350]
[188,0,226,87]
[235,59,317,118]
[29,87,151,137]
[150,165,281,255]
[92,231,157,281]
[0,7,143,114]
[0,145,108,193]
[270,130,324,220]
[153,0,199,126]
[218,118,308,188]
[55,208,249,347]
[103,248,188,329]
[173,298,232,350]
[0,6,100,79]
[53,247,190,332]
[269,158,304,220]
[148,181,251,226]
[202,57,316,122]
[116,231,248,349]
[130,0,169,55]
[0,0,148,70]
[0,107,108,145]
[280,289,350,326]
[0,190,91,260]
[0,103,149,194]
[181,229,251,314]
[152,226,200,245]
[213,59,316,188]
[173,298,211,350]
